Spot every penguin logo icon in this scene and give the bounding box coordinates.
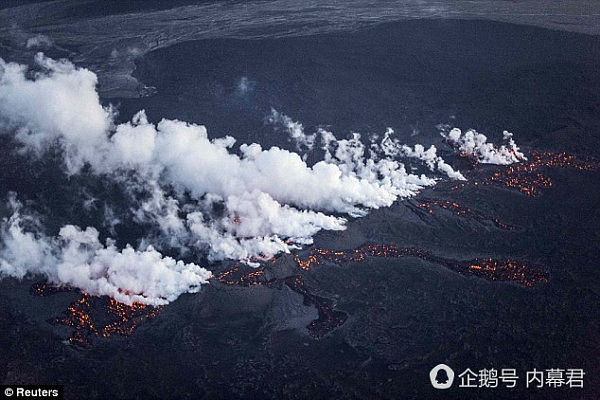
[430,364,455,389]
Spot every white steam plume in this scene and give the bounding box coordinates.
[373,128,466,180]
[0,53,113,173]
[0,54,525,303]
[441,127,526,165]
[267,108,315,151]
[0,55,433,260]
[0,195,211,305]
[319,128,440,202]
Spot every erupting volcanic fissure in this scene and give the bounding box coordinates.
[5,48,593,344]
[26,146,587,343]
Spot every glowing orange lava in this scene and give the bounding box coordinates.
[414,198,515,230]
[213,262,269,286]
[475,150,597,196]
[34,149,579,344]
[294,244,548,287]
[32,284,163,346]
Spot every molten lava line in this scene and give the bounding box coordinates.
[32,149,584,343]
[294,244,548,287]
[32,284,162,346]
[413,198,516,230]
[461,150,598,197]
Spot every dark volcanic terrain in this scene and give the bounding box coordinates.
[1,18,600,400]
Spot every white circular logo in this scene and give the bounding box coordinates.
[4,387,14,397]
[430,364,455,389]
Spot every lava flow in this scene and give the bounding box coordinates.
[414,198,515,230]
[285,276,348,340]
[212,242,547,340]
[468,150,598,197]
[294,244,548,287]
[213,262,270,286]
[213,261,349,339]
[32,283,162,346]
[27,150,584,345]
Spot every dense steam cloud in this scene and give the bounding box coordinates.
[0,54,525,304]
[0,195,211,305]
[0,53,112,173]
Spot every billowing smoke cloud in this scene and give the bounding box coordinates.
[0,195,211,305]
[0,54,526,303]
[441,127,526,165]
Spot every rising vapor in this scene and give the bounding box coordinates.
[0,54,525,304]
[441,127,526,165]
[0,195,211,305]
